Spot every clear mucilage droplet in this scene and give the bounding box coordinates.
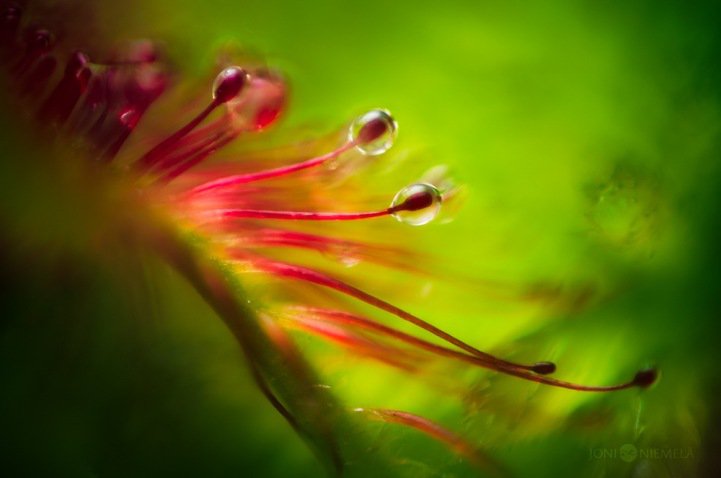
[419,165,467,224]
[390,183,442,226]
[225,68,287,131]
[349,109,398,156]
[212,66,248,103]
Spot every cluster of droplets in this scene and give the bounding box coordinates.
[211,65,248,103]
[168,67,658,394]
[349,109,444,226]
[167,93,449,228]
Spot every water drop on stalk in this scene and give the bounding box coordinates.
[390,183,443,226]
[349,108,397,156]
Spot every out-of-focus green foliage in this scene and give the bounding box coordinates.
[1,0,720,477]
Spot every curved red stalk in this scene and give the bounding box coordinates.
[288,307,653,392]
[285,317,423,371]
[243,228,426,272]
[146,118,228,173]
[253,259,551,372]
[220,207,393,221]
[215,188,436,222]
[190,140,356,194]
[135,100,220,172]
[156,131,237,184]
[292,307,537,373]
[357,408,506,476]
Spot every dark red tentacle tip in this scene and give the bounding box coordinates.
[213,66,248,104]
[357,115,389,144]
[396,190,435,212]
[531,361,556,375]
[632,368,658,388]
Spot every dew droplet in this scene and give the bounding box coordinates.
[390,183,442,226]
[349,109,397,156]
[212,66,248,103]
[225,68,286,131]
[418,164,466,223]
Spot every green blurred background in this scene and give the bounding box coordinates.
[1,0,720,476]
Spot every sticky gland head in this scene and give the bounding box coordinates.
[531,361,556,375]
[212,66,248,104]
[349,109,397,156]
[133,66,238,172]
[632,368,658,388]
[390,183,442,226]
[358,115,388,143]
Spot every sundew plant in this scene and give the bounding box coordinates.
[1,1,720,477]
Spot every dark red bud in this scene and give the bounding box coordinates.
[633,369,658,388]
[399,191,434,211]
[357,116,388,144]
[213,67,247,104]
[531,361,556,375]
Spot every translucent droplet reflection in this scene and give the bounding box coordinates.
[390,183,442,226]
[420,165,466,224]
[225,68,287,131]
[349,109,397,156]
